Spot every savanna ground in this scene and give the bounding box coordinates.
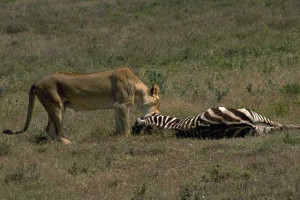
[0,0,300,199]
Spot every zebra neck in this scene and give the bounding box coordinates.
[145,115,181,129]
[169,116,195,131]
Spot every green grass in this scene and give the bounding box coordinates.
[1,0,300,199]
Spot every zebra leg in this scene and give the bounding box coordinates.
[254,125,279,135]
[251,126,260,136]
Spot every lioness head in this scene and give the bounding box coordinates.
[142,84,160,117]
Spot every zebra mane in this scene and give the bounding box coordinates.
[136,113,182,129]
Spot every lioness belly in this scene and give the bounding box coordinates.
[57,75,116,111]
[65,95,114,111]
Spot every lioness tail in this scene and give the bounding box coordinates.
[3,86,36,134]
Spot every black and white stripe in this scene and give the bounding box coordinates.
[136,107,300,139]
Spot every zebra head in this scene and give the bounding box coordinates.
[136,117,146,125]
[131,114,157,135]
[136,113,161,125]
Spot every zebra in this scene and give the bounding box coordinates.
[133,107,300,139]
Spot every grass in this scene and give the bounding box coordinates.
[0,133,299,199]
[0,0,300,199]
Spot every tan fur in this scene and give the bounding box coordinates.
[3,67,160,144]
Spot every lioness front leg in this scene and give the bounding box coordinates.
[114,109,122,134]
[113,103,130,135]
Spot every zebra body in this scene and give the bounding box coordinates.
[136,107,300,138]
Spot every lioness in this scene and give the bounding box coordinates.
[3,67,160,144]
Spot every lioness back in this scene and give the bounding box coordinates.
[34,67,147,110]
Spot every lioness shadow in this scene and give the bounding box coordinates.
[131,123,153,135]
[29,132,50,144]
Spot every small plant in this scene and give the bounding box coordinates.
[127,146,166,156]
[201,164,251,182]
[266,79,276,90]
[36,147,47,154]
[207,81,229,102]
[273,101,290,117]
[30,132,49,144]
[5,169,24,183]
[3,22,27,34]
[178,184,206,200]
[183,80,203,97]
[67,162,95,176]
[105,156,114,167]
[282,83,300,95]
[70,148,91,157]
[5,163,40,184]
[0,81,9,97]
[108,179,119,187]
[205,51,233,70]
[0,141,11,156]
[131,183,147,200]
[207,164,230,182]
[178,185,196,200]
[246,83,253,93]
[283,134,300,146]
[89,128,109,142]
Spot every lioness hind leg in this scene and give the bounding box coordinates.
[113,103,130,135]
[45,107,69,142]
[45,117,56,140]
[37,90,71,144]
[48,106,71,144]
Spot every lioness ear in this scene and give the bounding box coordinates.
[150,84,160,98]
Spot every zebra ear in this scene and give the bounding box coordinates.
[136,118,145,125]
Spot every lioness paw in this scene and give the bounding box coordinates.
[61,138,72,145]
